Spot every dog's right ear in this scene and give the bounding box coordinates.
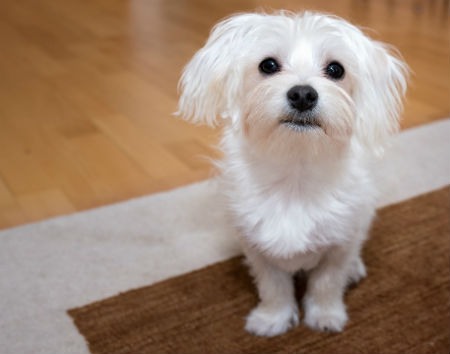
[176,14,262,126]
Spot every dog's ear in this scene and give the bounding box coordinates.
[353,41,409,155]
[176,14,261,126]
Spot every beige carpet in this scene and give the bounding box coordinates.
[0,119,449,354]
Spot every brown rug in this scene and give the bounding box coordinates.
[69,187,450,354]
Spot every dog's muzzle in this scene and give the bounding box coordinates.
[281,85,321,130]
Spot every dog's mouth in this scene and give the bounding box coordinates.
[280,116,322,131]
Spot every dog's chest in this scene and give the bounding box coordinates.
[236,188,355,258]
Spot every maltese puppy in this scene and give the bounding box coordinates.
[177,11,408,336]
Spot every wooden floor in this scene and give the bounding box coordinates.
[0,0,448,229]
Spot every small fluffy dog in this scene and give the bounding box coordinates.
[177,11,408,336]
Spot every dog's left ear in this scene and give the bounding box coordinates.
[353,41,409,154]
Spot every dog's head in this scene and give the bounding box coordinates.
[177,12,408,154]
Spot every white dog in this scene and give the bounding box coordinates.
[177,11,408,336]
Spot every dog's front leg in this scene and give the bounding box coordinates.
[303,245,355,332]
[244,249,299,337]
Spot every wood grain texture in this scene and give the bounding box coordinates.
[0,0,449,229]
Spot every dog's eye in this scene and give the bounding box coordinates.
[259,58,281,75]
[325,61,345,80]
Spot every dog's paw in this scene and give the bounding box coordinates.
[303,299,348,332]
[347,256,367,285]
[245,304,299,337]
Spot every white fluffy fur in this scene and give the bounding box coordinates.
[177,11,408,336]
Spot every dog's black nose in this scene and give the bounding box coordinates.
[287,85,318,112]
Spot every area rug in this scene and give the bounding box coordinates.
[69,187,449,354]
[0,120,449,354]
